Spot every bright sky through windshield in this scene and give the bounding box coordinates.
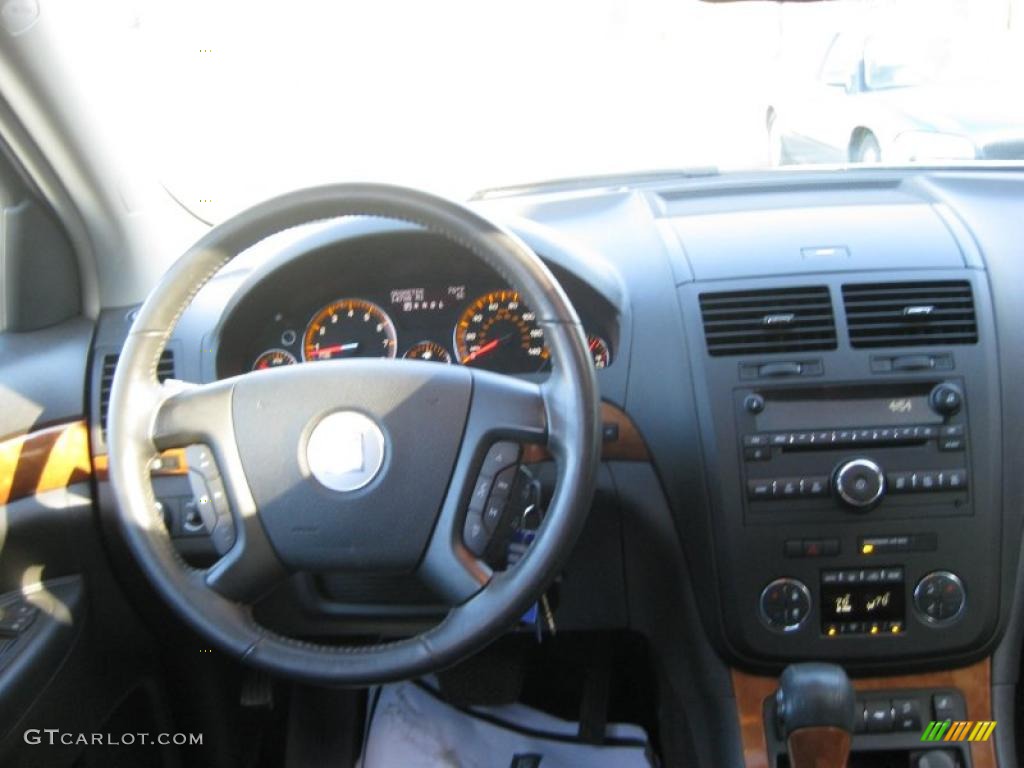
[48,0,1024,220]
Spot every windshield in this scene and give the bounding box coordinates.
[44,0,1024,219]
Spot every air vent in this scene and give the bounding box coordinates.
[842,281,977,348]
[698,286,837,357]
[99,350,175,439]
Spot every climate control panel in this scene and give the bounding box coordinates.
[757,568,967,638]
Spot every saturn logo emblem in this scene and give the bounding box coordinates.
[305,411,386,492]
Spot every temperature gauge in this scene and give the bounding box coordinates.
[587,335,612,369]
[252,349,297,371]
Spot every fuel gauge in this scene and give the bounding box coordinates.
[404,341,452,363]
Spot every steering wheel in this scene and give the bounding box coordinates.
[107,184,601,685]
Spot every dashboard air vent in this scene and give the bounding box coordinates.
[99,350,175,438]
[698,286,837,356]
[842,281,977,348]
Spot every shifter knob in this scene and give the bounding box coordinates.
[777,663,856,768]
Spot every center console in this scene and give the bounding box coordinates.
[680,271,1003,668]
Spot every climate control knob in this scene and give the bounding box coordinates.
[914,571,966,626]
[759,578,811,632]
[834,458,885,510]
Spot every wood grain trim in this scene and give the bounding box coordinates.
[732,658,996,768]
[787,726,851,768]
[0,421,92,505]
[522,401,649,463]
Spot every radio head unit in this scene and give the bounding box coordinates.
[736,380,969,518]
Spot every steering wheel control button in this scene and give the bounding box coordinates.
[481,441,521,477]
[834,458,885,510]
[463,512,489,556]
[305,411,386,492]
[914,571,966,626]
[929,382,963,416]
[465,448,523,555]
[759,578,811,632]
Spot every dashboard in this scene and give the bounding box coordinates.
[214,230,617,378]
[89,168,1024,690]
[80,167,1024,768]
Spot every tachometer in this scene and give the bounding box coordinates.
[252,348,297,371]
[454,290,549,373]
[303,299,397,361]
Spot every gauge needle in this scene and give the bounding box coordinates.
[461,338,501,365]
[315,342,360,358]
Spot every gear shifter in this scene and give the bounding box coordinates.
[776,663,856,768]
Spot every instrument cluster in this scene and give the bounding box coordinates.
[239,283,612,377]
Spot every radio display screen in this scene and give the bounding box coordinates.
[820,582,905,624]
[755,391,941,431]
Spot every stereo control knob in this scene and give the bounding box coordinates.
[914,571,966,626]
[834,459,885,510]
[929,382,962,416]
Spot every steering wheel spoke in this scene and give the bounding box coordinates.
[417,370,549,605]
[151,379,287,602]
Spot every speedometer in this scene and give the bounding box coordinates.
[302,299,397,361]
[454,290,549,373]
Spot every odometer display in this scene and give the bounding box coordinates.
[454,290,549,373]
[303,299,397,361]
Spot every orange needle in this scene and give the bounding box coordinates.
[461,338,500,365]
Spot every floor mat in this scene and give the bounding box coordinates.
[359,680,655,768]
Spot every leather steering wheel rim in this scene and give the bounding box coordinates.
[107,183,601,685]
